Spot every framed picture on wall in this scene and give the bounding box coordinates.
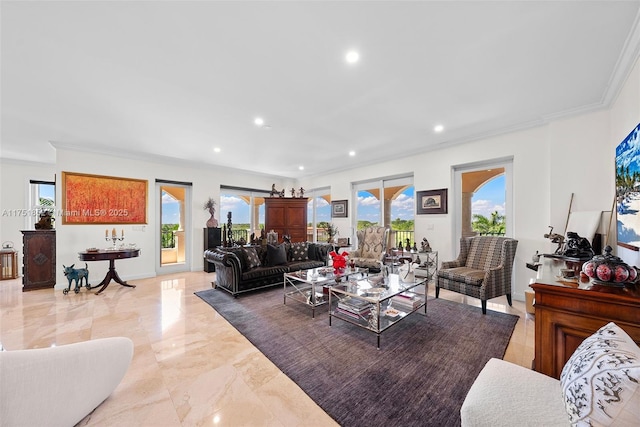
[61,171,148,224]
[331,200,348,218]
[417,189,448,215]
[616,122,640,250]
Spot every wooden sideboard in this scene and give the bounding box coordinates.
[530,255,640,379]
[21,230,56,291]
[264,197,308,243]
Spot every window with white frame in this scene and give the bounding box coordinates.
[29,180,55,229]
[220,186,270,242]
[352,175,414,249]
[306,187,331,242]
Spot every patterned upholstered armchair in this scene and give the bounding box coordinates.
[436,236,518,314]
[349,226,390,272]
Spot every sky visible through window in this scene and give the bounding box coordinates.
[472,175,505,217]
[358,187,415,222]
[40,184,55,201]
[160,178,505,224]
[162,192,180,224]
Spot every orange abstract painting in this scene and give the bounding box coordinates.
[62,172,148,224]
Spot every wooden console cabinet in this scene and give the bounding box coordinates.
[530,256,640,379]
[264,197,308,243]
[21,230,56,291]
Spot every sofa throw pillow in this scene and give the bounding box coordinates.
[243,247,261,269]
[290,242,309,261]
[560,322,640,426]
[226,247,249,272]
[266,244,288,266]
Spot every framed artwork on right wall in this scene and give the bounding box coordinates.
[616,122,640,251]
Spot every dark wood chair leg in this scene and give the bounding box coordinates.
[435,286,440,298]
[481,300,487,314]
[506,294,512,306]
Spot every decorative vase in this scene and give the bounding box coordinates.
[206,215,218,228]
[206,210,218,228]
[581,245,638,287]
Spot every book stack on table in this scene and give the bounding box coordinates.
[390,292,422,312]
[336,297,372,319]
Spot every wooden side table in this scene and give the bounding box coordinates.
[78,249,140,295]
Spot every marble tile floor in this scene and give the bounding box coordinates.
[0,271,534,426]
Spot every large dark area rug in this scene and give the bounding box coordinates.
[195,286,518,426]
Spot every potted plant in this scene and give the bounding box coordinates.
[325,223,338,243]
[204,197,218,228]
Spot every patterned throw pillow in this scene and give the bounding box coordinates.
[560,322,640,426]
[243,247,261,269]
[225,247,249,271]
[290,242,309,261]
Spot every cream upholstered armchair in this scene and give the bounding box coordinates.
[0,337,133,427]
[349,226,390,272]
[436,236,518,314]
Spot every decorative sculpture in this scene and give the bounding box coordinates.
[420,238,432,253]
[226,212,234,247]
[34,211,55,230]
[562,231,594,259]
[299,187,305,198]
[544,226,565,254]
[63,263,90,294]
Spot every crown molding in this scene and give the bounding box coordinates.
[48,141,293,181]
[601,8,640,107]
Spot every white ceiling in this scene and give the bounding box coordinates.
[2,1,640,179]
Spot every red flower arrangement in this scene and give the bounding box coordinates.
[330,251,349,270]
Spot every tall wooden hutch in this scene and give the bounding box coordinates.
[264,197,308,243]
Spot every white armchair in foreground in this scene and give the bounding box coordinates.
[0,337,134,427]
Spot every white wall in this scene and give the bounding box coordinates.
[52,148,287,288]
[300,56,639,302]
[0,159,56,256]
[0,150,286,289]
[2,57,639,298]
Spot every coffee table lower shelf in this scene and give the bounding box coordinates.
[328,275,427,349]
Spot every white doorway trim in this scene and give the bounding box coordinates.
[452,156,514,254]
[155,181,192,275]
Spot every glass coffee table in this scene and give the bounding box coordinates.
[328,273,427,348]
[283,267,369,317]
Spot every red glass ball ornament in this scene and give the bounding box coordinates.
[582,261,596,278]
[596,264,612,282]
[614,265,630,283]
[629,267,638,282]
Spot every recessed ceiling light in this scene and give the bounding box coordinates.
[345,50,360,64]
[299,166,304,171]
[213,147,221,153]
[434,124,444,133]
[254,117,264,126]
[349,151,356,156]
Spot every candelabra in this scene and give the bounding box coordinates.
[105,235,124,250]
